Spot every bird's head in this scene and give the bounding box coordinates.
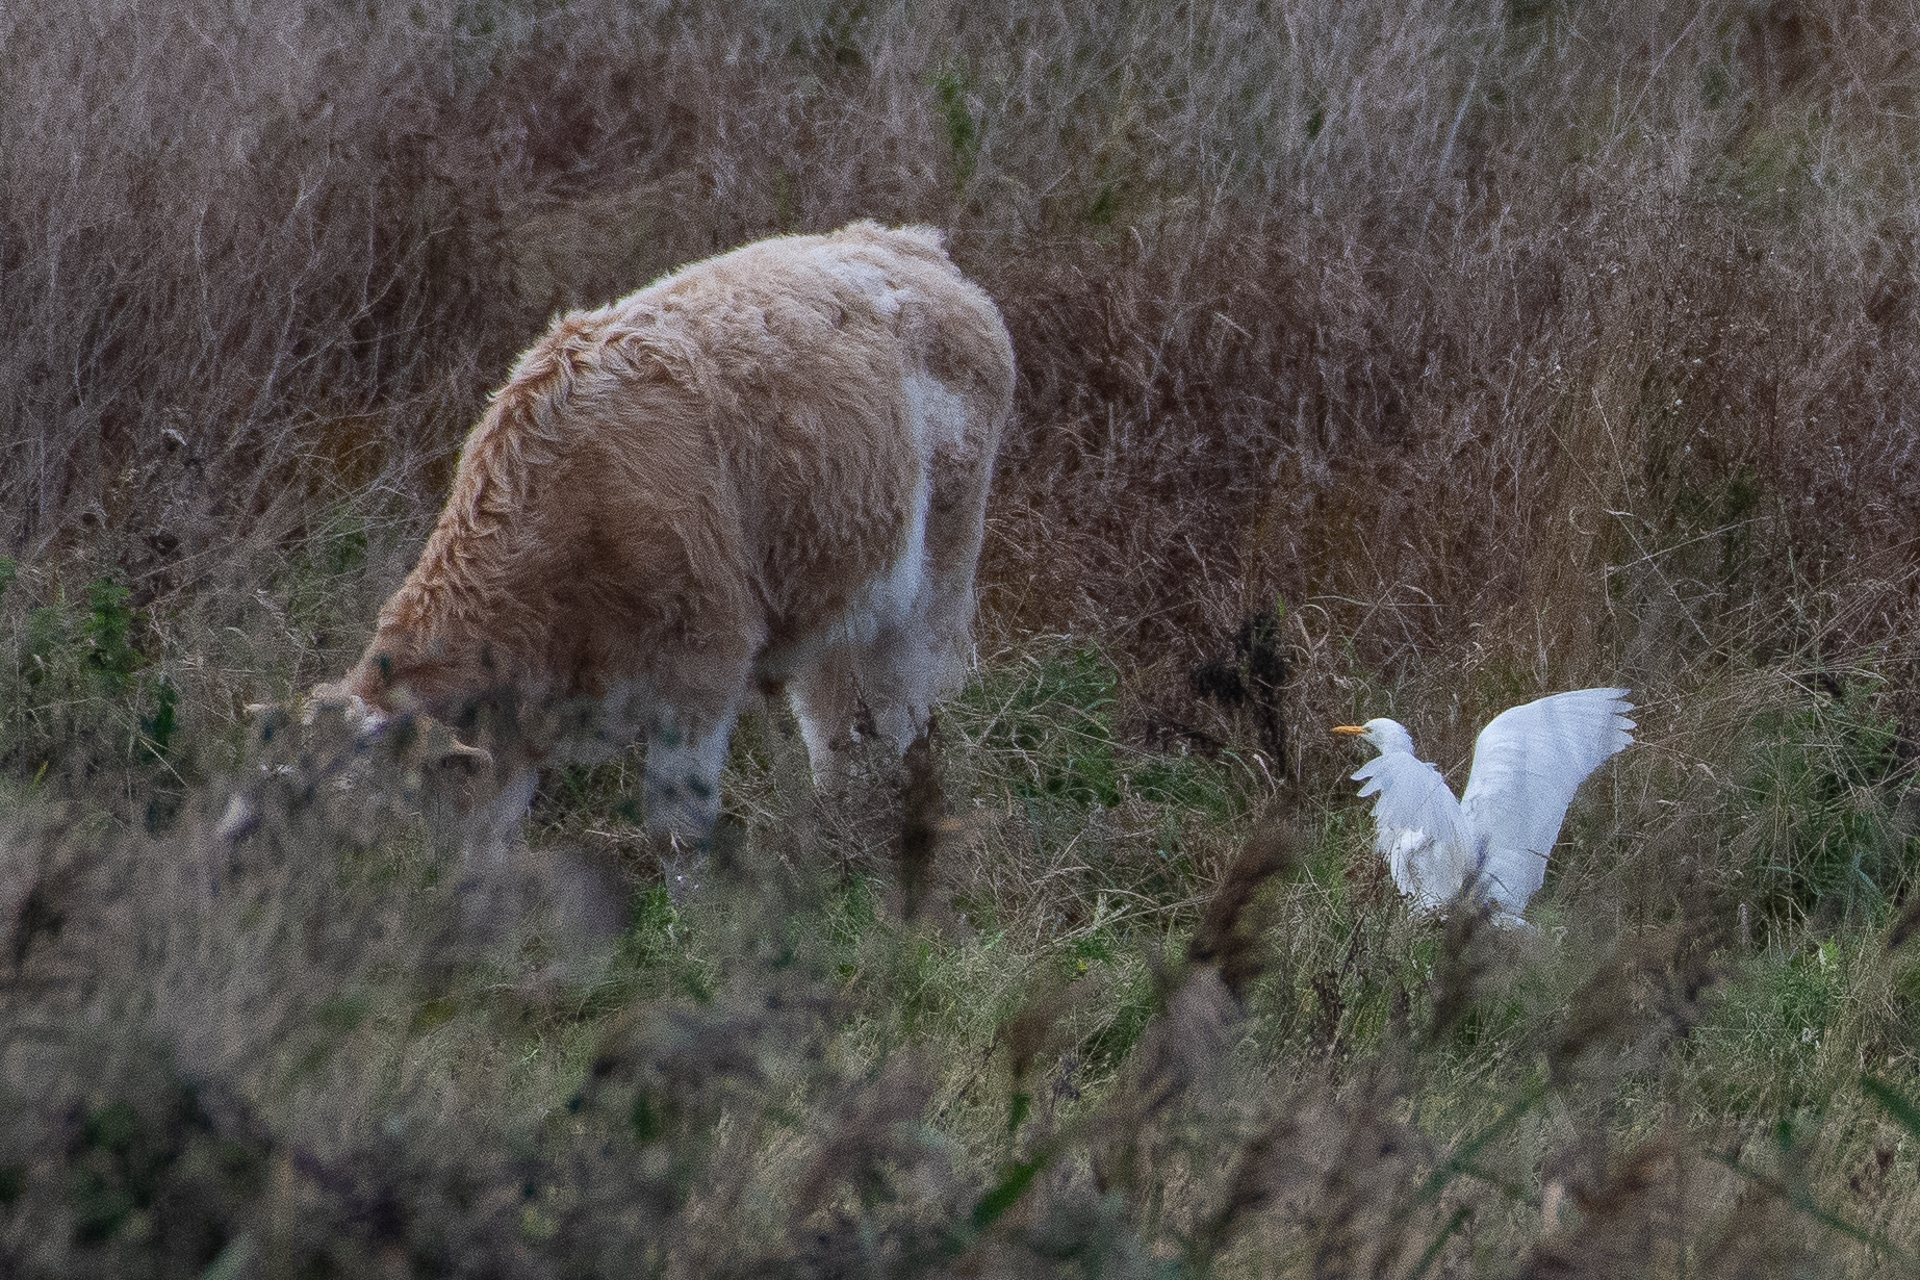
[1330,717,1416,755]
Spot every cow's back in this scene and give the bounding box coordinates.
[552,224,1014,687]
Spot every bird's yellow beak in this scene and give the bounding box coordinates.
[1330,724,1367,737]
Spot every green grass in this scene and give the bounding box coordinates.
[8,643,1920,1273]
[15,617,1920,1274]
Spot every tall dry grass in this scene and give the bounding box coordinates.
[6,0,1920,1275]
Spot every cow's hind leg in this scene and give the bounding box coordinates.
[788,642,868,788]
[861,549,978,753]
[788,637,934,788]
[854,619,941,756]
[786,640,911,859]
[789,597,961,823]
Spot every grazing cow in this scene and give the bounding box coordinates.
[306,221,1015,868]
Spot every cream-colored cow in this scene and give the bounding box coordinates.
[309,222,1014,864]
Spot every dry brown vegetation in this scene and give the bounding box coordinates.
[7,0,1920,1276]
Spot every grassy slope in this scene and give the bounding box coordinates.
[5,0,1920,1275]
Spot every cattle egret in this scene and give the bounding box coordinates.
[1331,688,1635,925]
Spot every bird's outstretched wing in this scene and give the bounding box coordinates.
[1459,688,1635,916]
[1352,750,1476,904]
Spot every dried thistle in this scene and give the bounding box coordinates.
[1549,916,1726,1085]
[790,1054,937,1219]
[1425,903,1492,1048]
[1187,816,1297,1002]
[897,721,944,922]
[1091,966,1238,1194]
[1517,1136,1682,1280]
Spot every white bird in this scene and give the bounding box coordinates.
[1331,688,1635,926]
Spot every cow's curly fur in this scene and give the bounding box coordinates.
[317,221,1015,848]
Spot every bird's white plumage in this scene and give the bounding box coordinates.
[1340,688,1635,926]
